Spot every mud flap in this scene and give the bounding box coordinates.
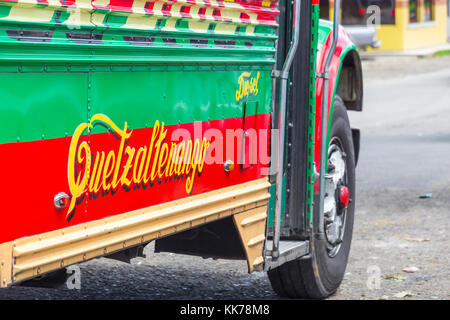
[351,128,360,166]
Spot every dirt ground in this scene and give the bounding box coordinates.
[0,56,449,300]
[360,55,450,81]
[329,185,450,300]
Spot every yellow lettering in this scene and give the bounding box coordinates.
[67,122,90,215]
[151,123,167,182]
[175,141,185,176]
[120,146,135,187]
[133,146,147,184]
[89,151,105,194]
[158,143,169,179]
[67,115,211,217]
[143,121,160,184]
[102,150,115,191]
[112,122,132,189]
[235,72,260,102]
[164,143,178,178]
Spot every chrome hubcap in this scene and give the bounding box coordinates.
[324,138,348,258]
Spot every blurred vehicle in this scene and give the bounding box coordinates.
[344,25,381,50]
[341,0,397,49]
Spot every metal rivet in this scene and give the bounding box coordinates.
[224,160,235,173]
[54,192,70,210]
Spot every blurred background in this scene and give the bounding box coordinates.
[321,0,449,51]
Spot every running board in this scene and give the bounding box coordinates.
[264,241,310,271]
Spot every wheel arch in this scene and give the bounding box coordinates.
[334,48,363,166]
[314,26,363,173]
[335,48,363,112]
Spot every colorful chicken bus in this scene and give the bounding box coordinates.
[0,0,362,298]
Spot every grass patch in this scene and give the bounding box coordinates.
[433,49,450,57]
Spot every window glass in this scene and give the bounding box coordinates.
[340,0,396,25]
[409,0,418,23]
[424,0,433,21]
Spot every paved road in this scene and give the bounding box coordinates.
[1,56,449,300]
[335,56,450,300]
[352,57,450,190]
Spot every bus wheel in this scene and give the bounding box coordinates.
[268,96,356,299]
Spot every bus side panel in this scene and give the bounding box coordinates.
[0,70,273,243]
[0,73,88,242]
[81,70,273,228]
[0,0,280,284]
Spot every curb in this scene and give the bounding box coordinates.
[360,42,450,58]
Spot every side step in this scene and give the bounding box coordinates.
[264,241,309,271]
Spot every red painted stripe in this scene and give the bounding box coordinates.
[0,114,271,243]
[108,0,134,12]
[88,0,279,26]
[314,27,354,193]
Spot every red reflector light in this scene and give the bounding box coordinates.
[340,186,350,208]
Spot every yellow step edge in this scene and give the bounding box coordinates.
[232,204,268,273]
[247,234,266,247]
[240,212,267,227]
[4,178,270,284]
[14,179,270,255]
[13,198,269,274]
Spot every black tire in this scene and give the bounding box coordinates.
[268,96,356,299]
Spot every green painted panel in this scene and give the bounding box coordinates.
[0,69,272,144]
[0,73,88,143]
[267,176,286,227]
[305,5,320,223]
[88,70,273,132]
[0,22,276,65]
[0,41,275,65]
[0,2,278,65]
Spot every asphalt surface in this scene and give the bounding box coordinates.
[336,56,450,300]
[1,56,449,300]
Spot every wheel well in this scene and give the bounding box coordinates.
[336,50,363,111]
